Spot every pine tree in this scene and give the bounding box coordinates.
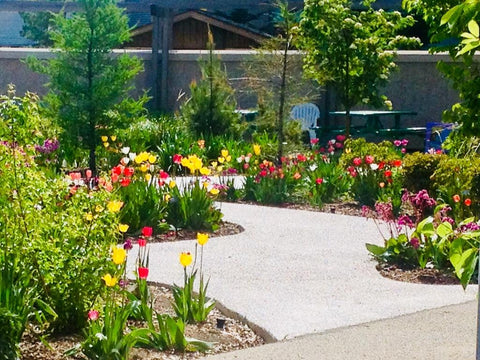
[28,0,147,173]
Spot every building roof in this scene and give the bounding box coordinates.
[0,12,35,46]
[130,9,270,43]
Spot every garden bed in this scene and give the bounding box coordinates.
[20,284,264,360]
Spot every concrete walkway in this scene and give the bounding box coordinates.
[130,202,478,358]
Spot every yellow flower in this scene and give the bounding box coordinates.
[190,155,203,170]
[119,224,129,233]
[95,205,104,213]
[148,155,157,164]
[226,155,232,162]
[210,188,220,195]
[253,144,261,156]
[200,167,211,176]
[111,246,127,265]
[139,164,149,172]
[102,273,117,287]
[203,181,209,189]
[217,166,223,172]
[145,173,152,182]
[85,212,93,221]
[179,252,193,267]
[181,157,190,168]
[211,161,218,168]
[164,194,171,202]
[197,233,209,246]
[110,135,117,141]
[101,136,108,142]
[218,157,225,164]
[135,152,149,164]
[345,148,351,154]
[221,149,229,158]
[107,200,124,213]
[169,180,176,189]
[103,142,109,148]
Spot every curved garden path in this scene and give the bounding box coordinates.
[129,202,476,343]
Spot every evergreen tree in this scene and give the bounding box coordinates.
[181,29,241,139]
[28,0,147,173]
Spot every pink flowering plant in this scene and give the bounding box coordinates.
[365,189,480,287]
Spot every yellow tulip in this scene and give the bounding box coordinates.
[148,155,157,164]
[119,224,129,233]
[217,166,223,172]
[218,157,225,164]
[169,180,176,189]
[211,161,218,168]
[203,181,209,189]
[101,136,108,142]
[221,149,229,158]
[164,194,171,202]
[197,233,209,246]
[200,167,211,175]
[110,135,117,141]
[95,205,104,213]
[103,142,109,148]
[139,164,149,172]
[145,173,152,182]
[179,252,193,267]
[111,246,127,265]
[107,200,124,213]
[226,155,232,162]
[253,144,261,156]
[210,188,220,195]
[85,212,93,221]
[102,273,118,287]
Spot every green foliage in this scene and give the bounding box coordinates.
[172,271,215,324]
[77,301,137,360]
[401,152,446,194]
[404,0,480,136]
[20,11,54,46]
[299,0,420,136]
[432,156,480,220]
[135,313,211,352]
[166,180,223,232]
[28,0,147,172]
[181,30,241,139]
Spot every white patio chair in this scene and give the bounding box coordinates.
[290,103,320,143]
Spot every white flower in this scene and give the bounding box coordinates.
[245,156,251,163]
[309,164,318,171]
[129,152,136,161]
[122,156,130,165]
[121,147,130,154]
[370,164,379,170]
[236,157,243,163]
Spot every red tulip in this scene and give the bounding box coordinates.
[120,178,131,187]
[464,198,472,206]
[138,267,149,280]
[123,167,134,177]
[315,178,323,185]
[353,157,362,166]
[142,226,153,237]
[138,238,147,247]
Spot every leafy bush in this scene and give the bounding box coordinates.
[181,31,241,139]
[432,156,480,219]
[401,152,446,194]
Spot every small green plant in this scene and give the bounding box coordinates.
[181,29,241,139]
[401,152,446,194]
[173,234,215,324]
[135,313,211,352]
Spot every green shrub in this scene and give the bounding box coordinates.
[401,152,446,194]
[180,32,242,139]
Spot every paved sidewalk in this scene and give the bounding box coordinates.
[130,202,478,357]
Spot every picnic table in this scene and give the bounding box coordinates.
[328,110,425,137]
